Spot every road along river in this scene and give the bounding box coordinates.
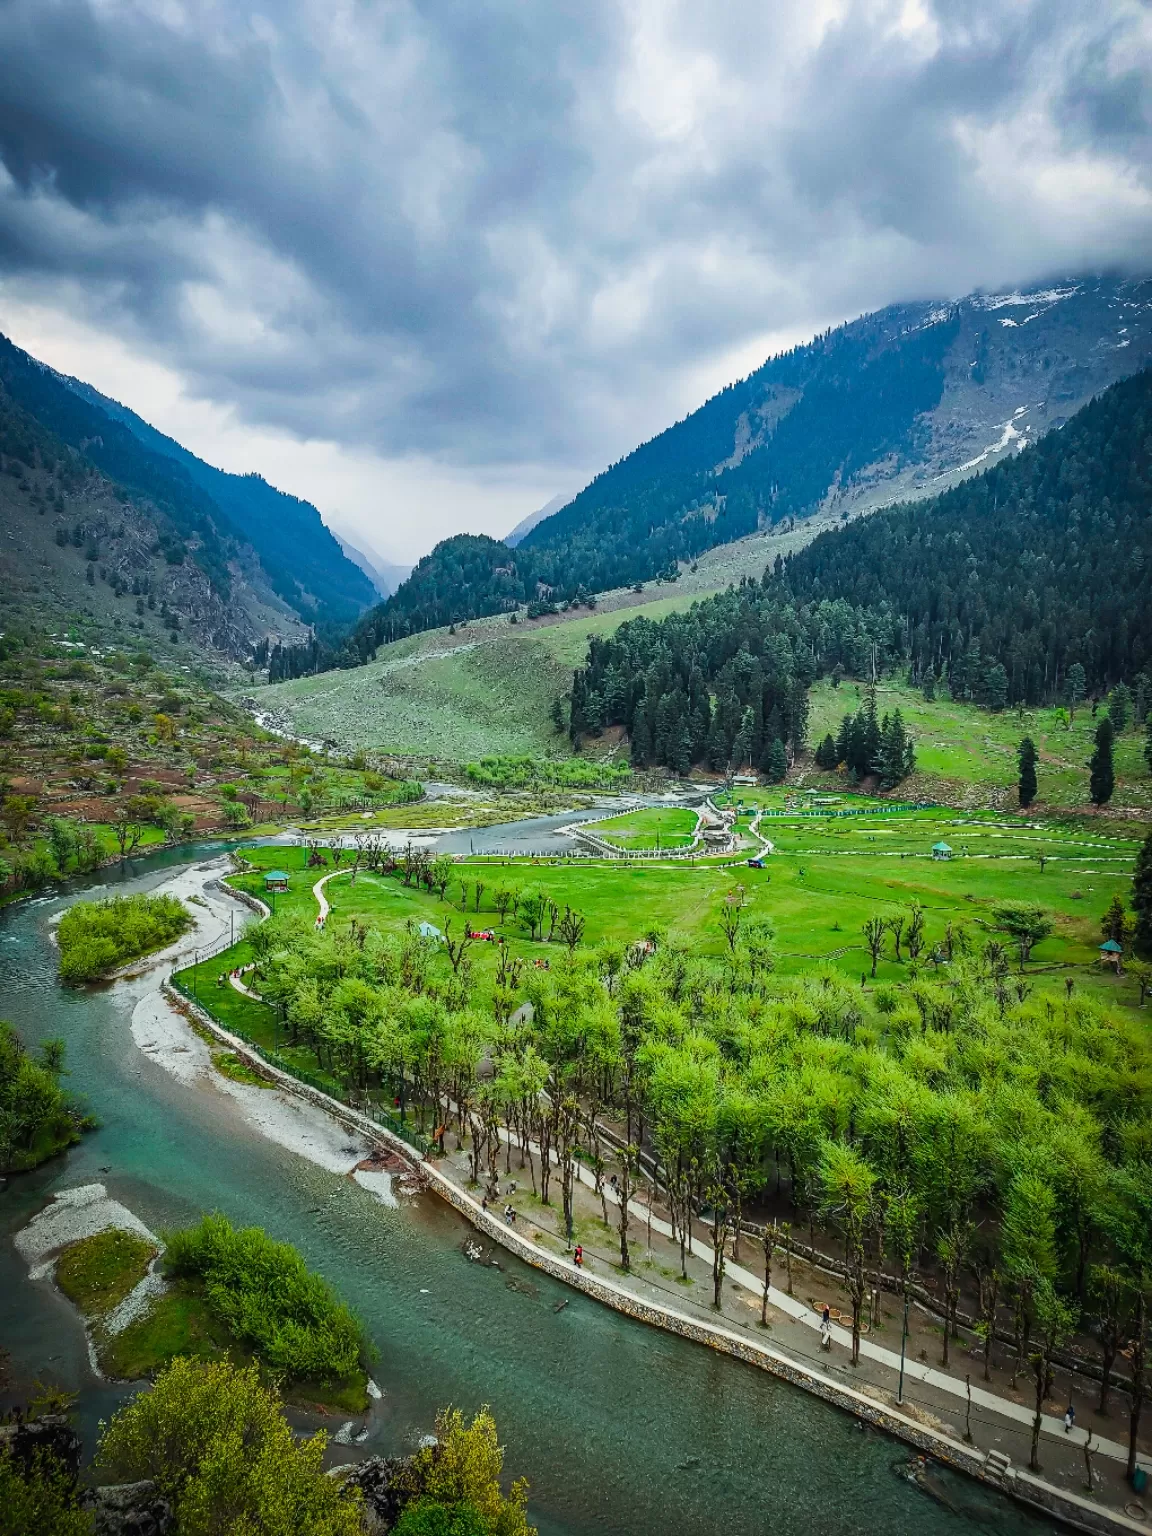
[0,844,1058,1536]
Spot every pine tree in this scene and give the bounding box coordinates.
[1089,717,1115,806]
[1144,715,1152,775]
[1100,893,1132,947]
[1109,682,1132,734]
[1017,736,1038,808]
[1133,828,1152,957]
[765,738,788,782]
[814,733,838,770]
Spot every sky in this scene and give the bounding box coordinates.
[1,0,1150,566]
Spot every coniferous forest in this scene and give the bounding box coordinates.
[569,367,1152,772]
[779,367,1152,704]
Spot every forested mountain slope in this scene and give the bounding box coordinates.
[572,367,1152,772]
[0,336,308,662]
[779,365,1152,703]
[355,275,1152,652]
[58,373,377,631]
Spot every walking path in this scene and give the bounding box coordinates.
[313,867,350,922]
[588,1168,1132,1466]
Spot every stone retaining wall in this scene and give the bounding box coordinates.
[159,986,1144,1536]
[425,1173,1145,1536]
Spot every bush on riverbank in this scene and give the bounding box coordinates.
[57,892,192,982]
[163,1213,367,1385]
[0,1022,92,1171]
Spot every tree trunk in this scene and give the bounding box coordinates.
[711,1204,727,1310]
[761,1229,773,1326]
[1128,1295,1146,1481]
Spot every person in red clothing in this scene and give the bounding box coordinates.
[574,1245,584,1267]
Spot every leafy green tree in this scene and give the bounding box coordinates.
[399,1406,534,1536]
[0,1445,92,1536]
[97,1357,362,1536]
[819,1141,876,1365]
[1089,716,1115,806]
[1100,893,1133,948]
[1028,1280,1078,1471]
[1098,1164,1152,1479]
[1017,737,1037,808]
[992,903,1053,970]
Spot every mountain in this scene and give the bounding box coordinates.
[506,492,572,547]
[55,374,377,631]
[327,525,411,599]
[0,333,313,662]
[355,274,1152,652]
[570,366,1152,773]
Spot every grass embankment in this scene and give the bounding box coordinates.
[58,1216,370,1412]
[582,806,698,849]
[57,892,192,982]
[808,677,1152,812]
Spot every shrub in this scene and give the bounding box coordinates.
[162,1214,365,1382]
[57,893,192,981]
[97,1357,361,1536]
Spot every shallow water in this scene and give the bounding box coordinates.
[0,846,1060,1535]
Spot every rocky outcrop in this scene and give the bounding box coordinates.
[84,1481,174,1535]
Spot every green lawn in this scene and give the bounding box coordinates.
[582,806,698,848]
[184,831,1146,1031]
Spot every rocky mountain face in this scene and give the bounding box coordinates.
[54,375,378,632]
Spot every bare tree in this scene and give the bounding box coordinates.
[719,899,743,953]
[862,915,886,978]
[442,919,474,976]
[473,879,485,913]
[886,913,906,963]
[557,906,586,953]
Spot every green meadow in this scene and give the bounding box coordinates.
[180,815,1145,1039]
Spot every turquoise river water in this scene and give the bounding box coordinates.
[0,845,1061,1535]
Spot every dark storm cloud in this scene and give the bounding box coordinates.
[0,0,1149,473]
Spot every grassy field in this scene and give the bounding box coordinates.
[582,806,698,848]
[807,678,1152,812]
[241,519,817,760]
[186,824,1146,1032]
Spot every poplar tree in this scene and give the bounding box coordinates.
[1090,717,1115,806]
[1017,737,1038,808]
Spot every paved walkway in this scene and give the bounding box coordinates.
[313,867,350,923]
[587,1169,1134,1467]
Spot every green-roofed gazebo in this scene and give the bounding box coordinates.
[931,842,953,860]
[264,870,290,891]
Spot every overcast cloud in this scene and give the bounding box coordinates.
[0,0,1150,562]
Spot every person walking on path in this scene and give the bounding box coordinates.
[574,1245,584,1268]
[1064,1404,1075,1434]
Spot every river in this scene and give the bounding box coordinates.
[0,845,1059,1535]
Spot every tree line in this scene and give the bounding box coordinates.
[569,581,911,778]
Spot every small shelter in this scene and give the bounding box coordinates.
[263,870,289,892]
[931,842,953,861]
[1100,939,1123,971]
[417,921,444,941]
